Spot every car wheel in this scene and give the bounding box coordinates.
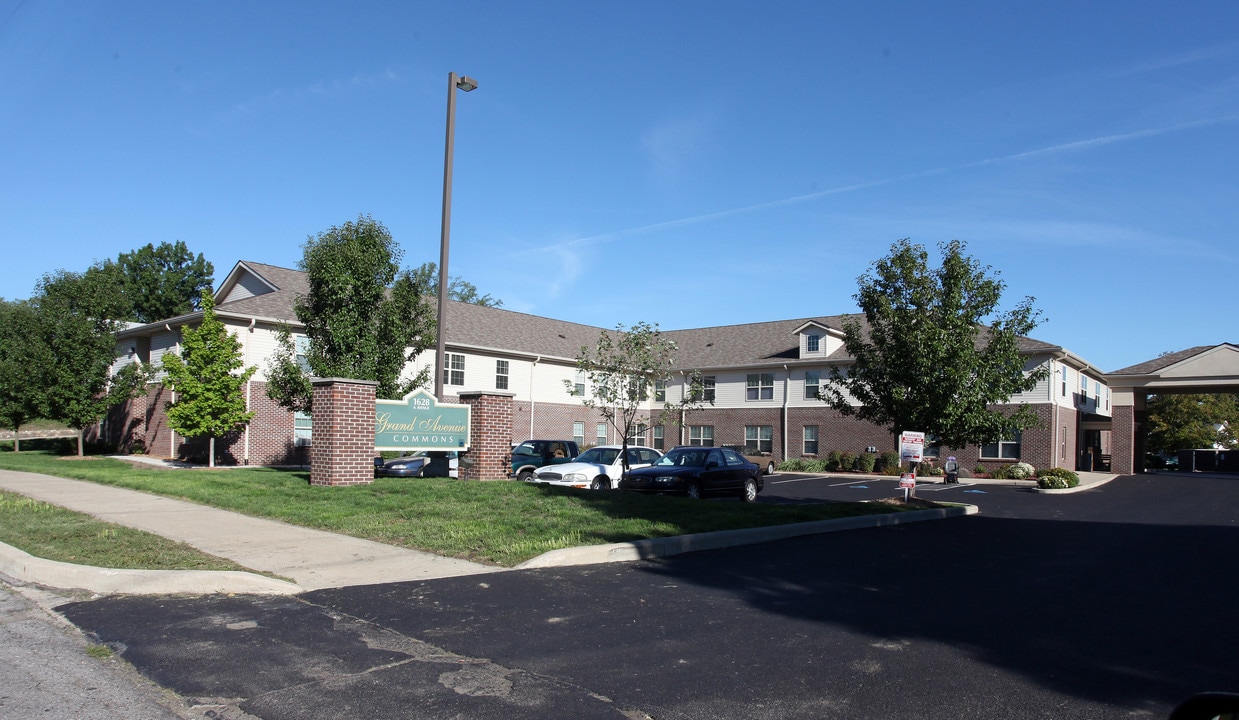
[765,462,775,475]
[685,481,702,500]
[590,477,610,490]
[742,477,758,502]
[517,469,534,482]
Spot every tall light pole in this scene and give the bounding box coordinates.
[435,71,477,402]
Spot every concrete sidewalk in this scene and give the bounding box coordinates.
[0,469,499,594]
[0,465,1112,596]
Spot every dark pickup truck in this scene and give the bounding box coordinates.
[508,439,580,481]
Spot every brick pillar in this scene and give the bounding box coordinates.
[310,378,378,487]
[458,391,514,480]
[1111,404,1136,476]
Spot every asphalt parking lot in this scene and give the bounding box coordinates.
[52,471,1239,720]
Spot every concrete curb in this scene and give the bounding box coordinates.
[0,541,303,595]
[1029,473,1119,494]
[517,503,979,569]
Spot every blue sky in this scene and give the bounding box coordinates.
[2,1,1236,373]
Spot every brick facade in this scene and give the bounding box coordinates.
[309,378,377,486]
[92,381,1092,477]
[1111,405,1137,475]
[458,392,514,480]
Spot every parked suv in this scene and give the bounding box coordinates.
[508,440,580,481]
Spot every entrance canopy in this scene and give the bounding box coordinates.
[1108,344,1239,400]
[1105,344,1239,473]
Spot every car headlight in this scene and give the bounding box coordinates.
[564,472,587,482]
[390,464,407,470]
[655,475,676,484]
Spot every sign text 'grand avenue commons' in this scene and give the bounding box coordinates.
[374,389,472,451]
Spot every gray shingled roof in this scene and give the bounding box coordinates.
[1108,345,1219,376]
[198,261,1066,371]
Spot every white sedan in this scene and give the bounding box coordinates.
[528,444,662,490]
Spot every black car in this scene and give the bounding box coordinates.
[620,446,762,501]
[374,451,459,478]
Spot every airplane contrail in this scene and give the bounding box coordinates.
[520,115,1238,254]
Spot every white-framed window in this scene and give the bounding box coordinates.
[807,334,820,352]
[981,430,1022,460]
[746,373,774,401]
[654,379,666,402]
[294,335,311,372]
[573,421,585,448]
[804,371,820,400]
[1105,388,1110,411]
[571,370,586,397]
[445,353,465,386]
[495,359,509,390]
[629,423,646,445]
[294,411,312,446]
[803,425,818,455]
[596,422,608,446]
[692,376,716,403]
[1061,367,1068,397]
[689,425,714,446]
[653,425,664,450]
[746,425,773,454]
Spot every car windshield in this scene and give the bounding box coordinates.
[575,447,619,465]
[654,449,708,468]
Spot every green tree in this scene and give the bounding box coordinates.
[32,270,148,456]
[411,261,503,308]
[0,299,49,451]
[116,241,215,323]
[1145,393,1238,453]
[821,239,1047,453]
[161,291,257,467]
[266,215,434,413]
[568,321,704,471]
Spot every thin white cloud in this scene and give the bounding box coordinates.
[519,115,1239,256]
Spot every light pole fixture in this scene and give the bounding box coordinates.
[435,71,477,402]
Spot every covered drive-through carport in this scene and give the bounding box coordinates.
[1106,343,1239,474]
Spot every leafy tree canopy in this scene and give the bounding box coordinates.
[31,270,148,455]
[821,238,1047,450]
[266,214,434,413]
[161,291,257,466]
[569,321,703,468]
[1145,393,1238,452]
[0,299,49,448]
[116,241,215,323]
[411,262,503,308]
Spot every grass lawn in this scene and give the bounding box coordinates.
[0,489,254,572]
[0,441,920,568]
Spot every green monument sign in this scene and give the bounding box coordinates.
[375,389,471,451]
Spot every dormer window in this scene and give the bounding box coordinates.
[807,334,820,352]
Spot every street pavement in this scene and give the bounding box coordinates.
[0,584,184,720]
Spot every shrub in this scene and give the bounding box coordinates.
[804,458,828,473]
[918,463,943,477]
[839,451,856,472]
[1008,462,1036,479]
[974,465,988,476]
[857,453,876,473]
[1036,467,1080,489]
[825,450,844,472]
[779,458,808,473]
[876,451,900,474]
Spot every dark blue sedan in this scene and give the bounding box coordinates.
[620,446,762,501]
